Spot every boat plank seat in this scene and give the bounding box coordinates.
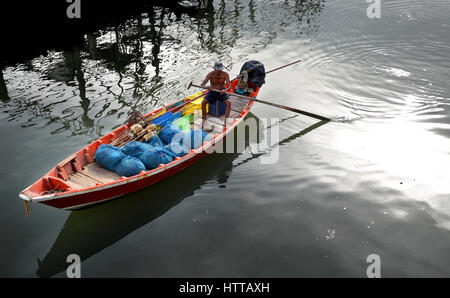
[66,162,121,190]
[67,173,98,189]
[82,163,121,183]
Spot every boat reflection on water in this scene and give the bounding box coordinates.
[36,114,328,277]
[37,151,240,278]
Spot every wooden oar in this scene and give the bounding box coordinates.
[115,60,310,146]
[265,59,302,74]
[188,83,331,122]
[117,60,305,146]
[232,59,302,80]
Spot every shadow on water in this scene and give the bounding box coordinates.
[36,115,326,277]
[233,118,330,168]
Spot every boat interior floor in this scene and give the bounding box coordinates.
[66,162,121,190]
[192,97,249,138]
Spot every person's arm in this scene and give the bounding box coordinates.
[201,72,211,88]
[223,73,231,93]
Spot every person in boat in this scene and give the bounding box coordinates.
[200,62,231,128]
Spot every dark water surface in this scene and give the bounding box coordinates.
[1,0,450,277]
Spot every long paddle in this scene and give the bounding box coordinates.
[125,59,305,131]
[188,83,331,122]
[117,60,325,146]
[232,59,302,80]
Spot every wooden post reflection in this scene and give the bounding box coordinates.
[0,67,10,102]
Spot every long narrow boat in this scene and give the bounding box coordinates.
[19,72,261,211]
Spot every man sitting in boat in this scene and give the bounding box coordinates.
[200,62,231,128]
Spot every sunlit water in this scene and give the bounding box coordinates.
[1,0,450,277]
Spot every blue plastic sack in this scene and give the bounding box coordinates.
[158,125,183,145]
[144,134,164,148]
[164,142,189,157]
[95,144,126,172]
[139,148,176,170]
[121,141,153,158]
[115,156,146,177]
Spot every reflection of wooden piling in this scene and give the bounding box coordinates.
[147,5,165,77]
[0,68,10,102]
[87,33,98,59]
[72,46,86,100]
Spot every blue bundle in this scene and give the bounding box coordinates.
[115,156,146,177]
[158,125,183,145]
[144,134,164,148]
[95,124,209,176]
[159,124,209,150]
[121,141,154,158]
[139,148,177,170]
[95,144,126,172]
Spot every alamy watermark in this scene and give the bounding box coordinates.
[366,254,381,278]
[166,117,280,165]
[66,254,81,278]
[367,0,381,19]
[66,0,81,19]
[64,252,380,278]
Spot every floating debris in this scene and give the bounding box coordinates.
[326,229,336,240]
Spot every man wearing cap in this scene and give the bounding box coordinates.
[200,62,231,128]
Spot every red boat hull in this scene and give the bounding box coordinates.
[20,79,258,211]
[42,149,208,210]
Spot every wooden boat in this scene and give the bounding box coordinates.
[19,78,261,211]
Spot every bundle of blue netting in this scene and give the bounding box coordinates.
[115,156,146,177]
[121,141,154,158]
[159,123,209,150]
[121,141,177,170]
[94,123,210,177]
[95,144,126,172]
[144,134,165,148]
[139,148,177,169]
[95,143,146,177]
